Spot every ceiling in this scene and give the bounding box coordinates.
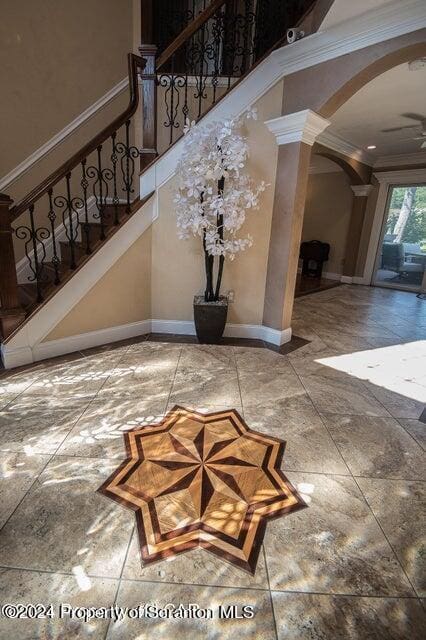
[326,62,426,159]
[320,0,395,29]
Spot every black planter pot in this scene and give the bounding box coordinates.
[193,295,228,344]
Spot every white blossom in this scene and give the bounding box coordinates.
[174,109,267,260]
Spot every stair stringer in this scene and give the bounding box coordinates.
[1,193,157,369]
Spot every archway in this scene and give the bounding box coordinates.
[263,29,426,336]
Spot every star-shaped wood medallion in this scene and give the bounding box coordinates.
[98,405,306,573]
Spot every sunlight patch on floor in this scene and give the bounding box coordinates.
[316,340,426,403]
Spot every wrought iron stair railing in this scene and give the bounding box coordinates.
[139,0,315,162]
[0,0,316,343]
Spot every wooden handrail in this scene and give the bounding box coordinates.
[11,53,146,219]
[156,0,224,70]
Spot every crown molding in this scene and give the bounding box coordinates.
[265,110,330,146]
[273,0,426,74]
[373,151,426,168]
[0,77,128,191]
[373,167,426,183]
[350,184,374,197]
[317,130,374,165]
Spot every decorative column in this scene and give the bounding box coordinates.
[0,193,25,339]
[342,184,374,281]
[138,44,158,171]
[263,110,330,341]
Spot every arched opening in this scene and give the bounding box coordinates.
[296,154,358,296]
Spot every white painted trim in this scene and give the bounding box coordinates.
[1,317,292,368]
[340,275,353,284]
[141,0,425,198]
[33,319,152,364]
[350,184,374,197]
[0,78,128,191]
[279,0,426,72]
[3,194,158,360]
[373,168,426,184]
[264,110,330,146]
[1,0,423,195]
[374,151,426,168]
[318,131,374,166]
[361,167,426,285]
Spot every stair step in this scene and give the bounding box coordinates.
[10,193,152,332]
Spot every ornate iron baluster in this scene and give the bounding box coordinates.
[80,159,91,254]
[54,173,82,270]
[87,146,113,237]
[15,205,49,302]
[115,121,139,214]
[97,146,106,238]
[111,132,120,225]
[47,189,61,285]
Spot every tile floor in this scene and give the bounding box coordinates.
[0,285,424,639]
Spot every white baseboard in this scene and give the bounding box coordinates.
[1,317,292,369]
[33,319,152,363]
[340,275,353,284]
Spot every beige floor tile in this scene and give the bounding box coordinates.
[300,373,390,417]
[234,346,290,372]
[122,529,269,589]
[0,568,117,640]
[398,418,426,450]
[357,477,425,596]
[243,403,348,474]
[169,368,240,406]
[239,368,306,408]
[107,580,275,639]
[0,451,50,528]
[322,414,425,480]
[272,592,426,640]
[0,456,133,578]
[178,344,236,371]
[0,404,89,454]
[97,364,174,401]
[264,472,413,596]
[56,399,167,459]
[366,383,425,420]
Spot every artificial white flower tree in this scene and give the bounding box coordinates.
[174,109,267,302]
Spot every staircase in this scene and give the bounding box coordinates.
[0,0,318,355]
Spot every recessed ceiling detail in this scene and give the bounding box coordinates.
[98,405,305,574]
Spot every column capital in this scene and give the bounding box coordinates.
[350,184,374,197]
[264,109,330,146]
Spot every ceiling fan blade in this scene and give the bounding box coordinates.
[381,125,418,133]
[401,112,426,122]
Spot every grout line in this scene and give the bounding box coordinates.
[352,475,421,599]
[104,523,135,640]
[0,453,54,535]
[288,356,423,600]
[164,346,184,410]
[262,546,279,640]
[0,561,421,600]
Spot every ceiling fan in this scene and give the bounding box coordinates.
[381,113,426,149]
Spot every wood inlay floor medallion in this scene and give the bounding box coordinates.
[98,406,306,573]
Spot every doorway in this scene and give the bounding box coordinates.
[372,183,426,293]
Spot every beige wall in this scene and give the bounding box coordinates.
[151,81,282,326]
[45,228,151,341]
[42,79,283,342]
[302,170,353,276]
[1,0,133,190]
